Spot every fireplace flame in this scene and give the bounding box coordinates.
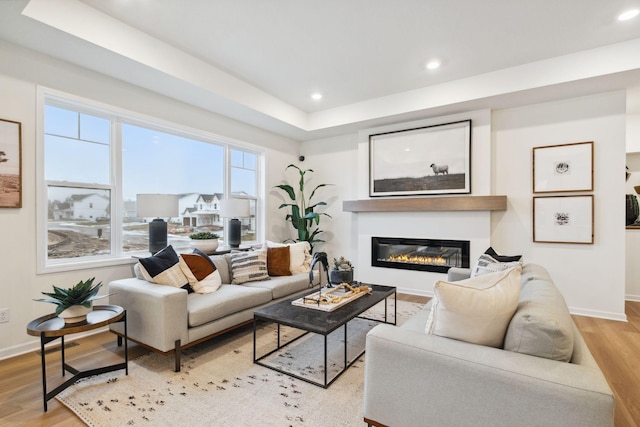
[388,254,448,266]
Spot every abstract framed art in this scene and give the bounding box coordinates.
[532,141,593,193]
[533,195,594,244]
[0,118,22,208]
[369,120,471,197]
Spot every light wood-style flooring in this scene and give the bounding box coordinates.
[1,297,639,426]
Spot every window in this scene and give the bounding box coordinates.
[39,92,262,271]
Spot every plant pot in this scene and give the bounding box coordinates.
[59,304,92,324]
[190,239,219,253]
[330,269,354,285]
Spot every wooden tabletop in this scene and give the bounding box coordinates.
[26,305,124,337]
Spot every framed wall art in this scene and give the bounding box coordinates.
[533,195,594,244]
[369,120,471,197]
[0,118,22,208]
[533,141,593,193]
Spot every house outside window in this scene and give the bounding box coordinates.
[39,91,262,272]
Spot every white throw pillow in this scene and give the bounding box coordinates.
[425,267,522,348]
[265,240,311,274]
[470,253,522,277]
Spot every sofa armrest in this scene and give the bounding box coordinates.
[108,278,188,353]
[446,266,471,281]
[364,324,614,427]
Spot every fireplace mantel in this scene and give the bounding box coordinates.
[343,195,507,212]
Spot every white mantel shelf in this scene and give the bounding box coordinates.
[342,195,507,212]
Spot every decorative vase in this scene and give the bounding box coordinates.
[190,239,219,253]
[626,194,639,225]
[330,269,354,285]
[59,304,92,324]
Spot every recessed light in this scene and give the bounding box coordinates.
[426,60,441,70]
[618,8,639,21]
[311,93,323,100]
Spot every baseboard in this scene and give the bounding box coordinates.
[569,307,627,322]
[0,326,108,361]
[396,287,433,298]
[625,293,640,302]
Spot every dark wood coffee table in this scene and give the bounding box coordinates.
[26,305,128,411]
[253,283,396,388]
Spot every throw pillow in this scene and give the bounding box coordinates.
[179,253,222,294]
[265,240,311,273]
[138,245,189,288]
[470,253,522,277]
[230,247,270,284]
[267,246,292,276]
[425,267,522,348]
[484,247,522,263]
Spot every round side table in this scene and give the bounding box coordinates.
[26,304,128,411]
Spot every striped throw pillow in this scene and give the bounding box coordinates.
[230,247,270,284]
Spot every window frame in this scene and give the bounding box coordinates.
[37,87,263,274]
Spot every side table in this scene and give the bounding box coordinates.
[26,304,128,411]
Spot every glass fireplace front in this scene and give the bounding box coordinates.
[371,237,470,273]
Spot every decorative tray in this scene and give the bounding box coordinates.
[292,283,372,312]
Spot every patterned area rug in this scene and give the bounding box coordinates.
[57,299,424,426]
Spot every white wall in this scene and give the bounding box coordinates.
[0,41,300,359]
[303,92,627,320]
[492,91,627,320]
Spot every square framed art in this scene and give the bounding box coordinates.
[533,195,594,244]
[532,141,593,193]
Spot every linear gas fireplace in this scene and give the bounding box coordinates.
[372,237,470,273]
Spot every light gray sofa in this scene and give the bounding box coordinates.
[109,253,316,371]
[363,263,614,427]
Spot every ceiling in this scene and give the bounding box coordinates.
[1,0,640,140]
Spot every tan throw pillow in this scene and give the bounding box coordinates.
[230,247,270,284]
[179,254,222,294]
[425,267,522,348]
[265,240,311,273]
[267,246,292,276]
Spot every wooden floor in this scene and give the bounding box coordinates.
[1,297,639,427]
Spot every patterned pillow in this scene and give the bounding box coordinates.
[267,246,292,276]
[230,247,270,284]
[179,253,222,294]
[138,245,189,288]
[471,253,522,277]
[484,247,522,263]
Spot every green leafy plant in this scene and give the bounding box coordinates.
[332,256,353,271]
[189,231,220,240]
[34,278,109,315]
[275,164,331,250]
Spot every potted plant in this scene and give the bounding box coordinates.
[34,278,109,324]
[189,231,220,253]
[274,164,332,251]
[330,256,354,284]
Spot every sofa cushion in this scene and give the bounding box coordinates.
[426,267,521,348]
[244,273,310,299]
[267,246,292,276]
[230,247,270,284]
[484,247,522,262]
[504,267,575,362]
[187,284,272,327]
[179,253,222,294]
[138,245,189,288]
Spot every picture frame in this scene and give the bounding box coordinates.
[533,141,593,193]
[533,195,594,244]
[369,120,471,197]
[0,118,22,208]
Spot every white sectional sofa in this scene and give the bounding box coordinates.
[109,249,316,371]
[363,264,615,427]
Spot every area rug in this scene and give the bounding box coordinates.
[56,299,424,426]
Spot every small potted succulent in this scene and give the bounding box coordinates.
[34,278,109,324]
[330,256,354,284]
[189,231,220,253]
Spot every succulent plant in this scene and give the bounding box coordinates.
[189,231,220,240]
[34,278,109,315]
[332,256,353,271]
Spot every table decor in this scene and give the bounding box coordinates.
[33,277,110,324]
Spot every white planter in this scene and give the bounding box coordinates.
[59,304,92,324]
[190,239,219,253]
